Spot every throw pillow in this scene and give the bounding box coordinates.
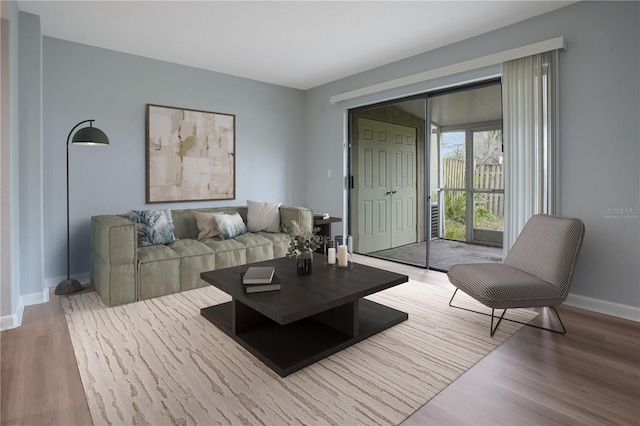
[212,212,247,240]
[247,200,282,232]
[194,211,219,240]
[129,209,177,247]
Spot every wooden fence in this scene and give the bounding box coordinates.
[442,158,504,217]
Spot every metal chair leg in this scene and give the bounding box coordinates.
[490,308,507,337]
[449,288,567,336]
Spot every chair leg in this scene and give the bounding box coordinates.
[490,308,508,337]
[449,288,568,336]
[448,288,459,306]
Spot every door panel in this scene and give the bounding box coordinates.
[392,145,417,246]
[356,118,417,253]
[357,121,391,253]
[377,200,388,234]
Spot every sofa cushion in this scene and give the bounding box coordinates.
[247,200,282,232]
[138,244,181,263]
[129,209,177,247]
[168,239,214,257]
[202,239,246,269]
[254,231,290,244]
[213,212,247,239]
[279,206,313,234]
[234,233,275,264]
[168,239,216,291]
[137,245,181,300]
[171,210,199,240]
[255,231,291,258]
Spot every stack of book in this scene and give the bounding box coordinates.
[241,266,280,293]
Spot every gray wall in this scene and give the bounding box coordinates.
[0,0,21,323]
[43,38,306,280]
[18,11,44,297]
[304,1,640,309]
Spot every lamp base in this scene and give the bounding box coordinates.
[54,278,83,295]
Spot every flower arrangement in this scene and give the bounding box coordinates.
[284,220,325,257]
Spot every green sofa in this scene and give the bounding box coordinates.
[90,205,313,307]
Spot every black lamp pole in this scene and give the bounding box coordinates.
[55,119,109,295]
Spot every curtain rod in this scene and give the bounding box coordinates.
[329,36,566,104]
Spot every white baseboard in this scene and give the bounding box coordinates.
[0,287,50,331]
[0,299,24,331]
[44,272,90,289]
[21,287,50,306]
[565,293,640,322]
[1,273,88,331]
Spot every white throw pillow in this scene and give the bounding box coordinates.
[247,200,282,233]
[212,212,247,240]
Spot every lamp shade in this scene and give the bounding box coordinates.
[71,125,109,146]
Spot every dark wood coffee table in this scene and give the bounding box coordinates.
[200,256,408,377]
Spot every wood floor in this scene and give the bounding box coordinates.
[2,255,639,425]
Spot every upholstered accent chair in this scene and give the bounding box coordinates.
[447,214,585,336]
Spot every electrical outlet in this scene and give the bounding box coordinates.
[327,168,332,178]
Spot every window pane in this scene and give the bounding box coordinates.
[473,193,504,231]
[473,130,503,190]
[441,131,465,189]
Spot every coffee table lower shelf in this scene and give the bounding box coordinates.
[201,299,408,377]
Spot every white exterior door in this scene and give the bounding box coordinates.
[356,118,417,253]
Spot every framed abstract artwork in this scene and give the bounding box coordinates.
[146,104,236,203]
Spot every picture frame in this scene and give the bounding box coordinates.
[146,104,236,203]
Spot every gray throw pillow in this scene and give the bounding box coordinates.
[129,209,177,247]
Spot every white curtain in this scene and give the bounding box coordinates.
[502,50,558,256]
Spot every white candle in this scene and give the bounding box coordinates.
[327,247,336,264]
[337,245,348,267]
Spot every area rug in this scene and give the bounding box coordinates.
[62,279,536,425]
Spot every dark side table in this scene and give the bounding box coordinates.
[313,216,342,252]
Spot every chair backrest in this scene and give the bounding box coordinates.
[504,214,585,295]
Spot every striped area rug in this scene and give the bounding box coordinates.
[62,280,536,425]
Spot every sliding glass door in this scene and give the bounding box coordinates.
[349,80,503,271]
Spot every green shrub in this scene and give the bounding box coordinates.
[443,192,504,238]
[444,192,465,239]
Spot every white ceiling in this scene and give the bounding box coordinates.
[430,84,502,127]
[370,82,501,128]
[18,1,574,90]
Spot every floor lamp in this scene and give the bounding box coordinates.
[54,119,109,296]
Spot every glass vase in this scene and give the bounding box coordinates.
[296,249,313,275]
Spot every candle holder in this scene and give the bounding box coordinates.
[333,235,353,270]
[324,240,336,266]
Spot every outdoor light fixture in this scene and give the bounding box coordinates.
[54,119,109,295]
